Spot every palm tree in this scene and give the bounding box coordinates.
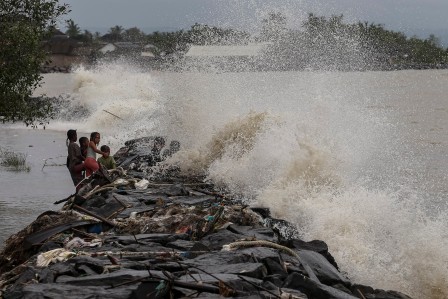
[65,19,81,38]
[108,25,124,42]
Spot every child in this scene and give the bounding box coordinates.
[84,132,105,177]
[66,129,84,187]
[78,136,89,179]
[97,145,116,170]
[79,136,89,159]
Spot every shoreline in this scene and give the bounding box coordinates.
[39,61,448,74]
[0,137,413,299]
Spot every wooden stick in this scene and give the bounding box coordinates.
[357,289,367,299]
[70,228,98,240]
[54,193,75,205]
[103,109,124,120]
[106,206,126,220]
[72,204,116,227]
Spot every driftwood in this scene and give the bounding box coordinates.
[72,205,116,227]
[41,155,66,170]
[53,193,75,205]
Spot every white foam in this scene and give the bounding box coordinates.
[39,65,448,298]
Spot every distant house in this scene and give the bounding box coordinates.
[99,42,142,55]
[99,43,116,54]
[42,29,87,71]
[185,44,268,57]
[183,43,271,71]
[141,43,158,58]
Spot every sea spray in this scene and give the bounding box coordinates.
[33,65,448,298]
[257,183,448,298]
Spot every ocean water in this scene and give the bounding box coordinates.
[1,66,448,298]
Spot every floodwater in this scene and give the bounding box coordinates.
[0,129,74,246]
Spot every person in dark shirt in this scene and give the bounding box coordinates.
[66,130,85,188]
[79,136,89,159]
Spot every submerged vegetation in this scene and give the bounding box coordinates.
[0,148,31,172]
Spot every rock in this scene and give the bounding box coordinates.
[297,249,351,286]
[106,233,173,246]
[199,230,243,250]
[289,238,339,269]
[165,239,196,251]
[250,207,271,218]
[70,256,105,274]
[48,262,78,278]
[19,283,137,299]
[283,272,357,299]
[171,195,215,206]
[38,268,54,283]
[56,269,163,286]
[227,224,277,242]
[263,257,288,276]
[366,290,414,299]
[185,250,250,266]
[188,262,268,279]
[263,274,285,288]
[178,273,262,294]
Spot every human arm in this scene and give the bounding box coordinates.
[89,141,105,156]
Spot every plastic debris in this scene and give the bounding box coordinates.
[65,237,102,250]
[36,248,76,267]
[134,179,149,189]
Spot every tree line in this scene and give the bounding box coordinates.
[64,13,448,69]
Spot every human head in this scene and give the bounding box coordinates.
[90,132,100,144]
[100,145,110,153]
[79,137,89,148]
[67,129,77,142]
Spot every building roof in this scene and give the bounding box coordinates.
[114,42,141,49]
[185,43,269,57]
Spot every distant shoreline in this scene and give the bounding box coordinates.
[40,62,448,74]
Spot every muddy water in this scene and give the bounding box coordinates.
[0,128,74,246]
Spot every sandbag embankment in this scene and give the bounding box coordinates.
[0,137,413,299]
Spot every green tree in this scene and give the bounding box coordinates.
[0,0,69,126]
[123,27,145,42]
[65,19,81,38]
[81,29,93,43]
[106,25,124,42]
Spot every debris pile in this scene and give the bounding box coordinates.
[0,138,413,299]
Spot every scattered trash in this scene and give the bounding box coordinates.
[134,178,149,189]
[36,248,76,267]
[65,237,102,249]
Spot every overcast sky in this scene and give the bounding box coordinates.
[61,0,448,44]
